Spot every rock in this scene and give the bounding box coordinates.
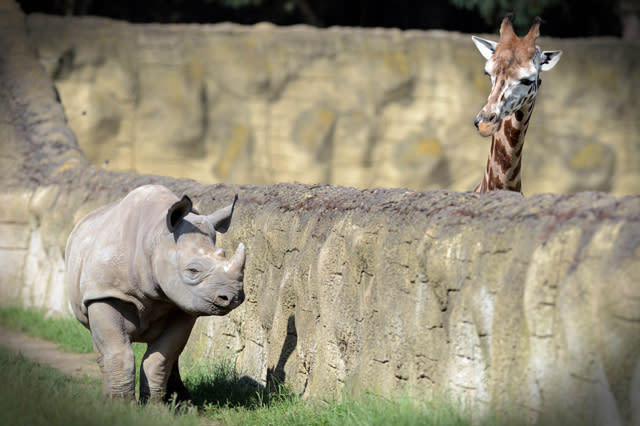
[24,14,640,196]
[1,2,639,423]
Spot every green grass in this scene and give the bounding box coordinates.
[0,305,146,366]
[0,305,94,353]
[199,385,477,426]
[0,306,492,426]
[0,344,480,426]
[181,352,485,426]
[0,346,199,426]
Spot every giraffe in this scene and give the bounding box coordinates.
[472,13,562,193]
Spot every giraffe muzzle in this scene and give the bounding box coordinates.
[475,105,501,136]
[474,115,499,137]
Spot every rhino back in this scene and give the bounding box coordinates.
[65,185,179,325]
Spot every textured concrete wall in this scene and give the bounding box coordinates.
[1,3,639,425]
[27,14,640,196]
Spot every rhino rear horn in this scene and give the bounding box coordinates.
[207,194,238,234]
[167,195,193,232]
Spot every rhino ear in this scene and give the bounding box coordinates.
[207,194,238,234]
[167,195,192,232]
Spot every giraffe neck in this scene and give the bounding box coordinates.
[474,100,536,193]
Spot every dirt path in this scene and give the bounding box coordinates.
[0,326,100,379]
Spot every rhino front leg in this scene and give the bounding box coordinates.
[166,361,192,403]
[92,340,111,397]
[139,311,196,403]
[87,300,137,401]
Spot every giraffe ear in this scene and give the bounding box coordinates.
[540,50,562,71]
[472,36,497,60]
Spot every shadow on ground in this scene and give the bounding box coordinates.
[185,315,298,409]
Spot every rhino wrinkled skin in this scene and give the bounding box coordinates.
[65,184,246,402]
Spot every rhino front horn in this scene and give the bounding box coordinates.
[224,242,245,278]
[207,194,238,233]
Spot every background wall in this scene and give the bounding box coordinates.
[28,14,640,196]
[0,3,639,425]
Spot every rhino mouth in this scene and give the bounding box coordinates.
[212,304,233,315]
[200,287,244,316]
[209,297,243,315]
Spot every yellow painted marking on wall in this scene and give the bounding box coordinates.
[415,139,442,157]
[168,73,185,104]
[400,139,442,165]
[569,143,608,170]
[301,108,336,149]
[188,55,204,83]
[54,159,80,174]
[383,51,409,76]
[474,74,490,92]
[217,125,249,178]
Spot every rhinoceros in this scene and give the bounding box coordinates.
[65,184,245,402]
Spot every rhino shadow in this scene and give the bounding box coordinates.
[186,315,298,409]
[266,315,297,392]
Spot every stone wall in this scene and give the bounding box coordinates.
[1,2,639,425]
[27,14,640,196]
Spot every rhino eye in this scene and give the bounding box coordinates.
[184,259,211,282]
[184,265,203,280]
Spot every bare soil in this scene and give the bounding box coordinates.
[0,326,100,379]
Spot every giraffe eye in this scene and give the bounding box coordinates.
[520,78,535,86]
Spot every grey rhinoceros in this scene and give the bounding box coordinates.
[65,184,245,402]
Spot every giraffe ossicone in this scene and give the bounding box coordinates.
[472,13,562,193]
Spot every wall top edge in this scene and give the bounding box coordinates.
[26,13,633,44]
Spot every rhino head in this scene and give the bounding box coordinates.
[153,194,246,316]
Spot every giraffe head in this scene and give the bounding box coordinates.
[472,14,562,137]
